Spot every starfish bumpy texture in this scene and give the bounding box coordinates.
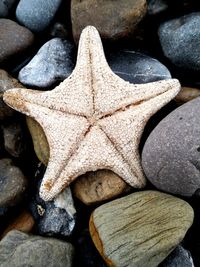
[3,26,180,201]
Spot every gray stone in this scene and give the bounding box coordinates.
[159,246,194,267]
[158,12,200,71]
[0,0,17,17]
[18,38,74,88]
[0,230,74,267]
[107,50,171,83]
[147,0,168,15]
[16,0,62,32]
[142,97,200,197]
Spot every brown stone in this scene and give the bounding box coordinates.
[73,170,131,205]
[175,86,200,104]
[71,0,147,42]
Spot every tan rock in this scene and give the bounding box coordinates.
[90,190,194,267]
[73,170,131,205]
[175,86,200,104]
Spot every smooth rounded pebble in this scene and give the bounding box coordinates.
[175,87,200,104]
[142,97,200,197]
[90,191,194,267]
[0,0,17,18]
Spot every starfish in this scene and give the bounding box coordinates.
[3,26,180,201]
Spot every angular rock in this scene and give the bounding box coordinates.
[73,170,131,205]
[107,50,171,83]
[0,19,34,64]
[0,0,17,18]
[18,38,74,88]
[16,0,62,32]
[0,158,27,208]
[158,12,200,71]
[175,87,200,104]
[90,191,194,267]
[0,230,74,267]
[71,0,147,42]
[142,97,200,197]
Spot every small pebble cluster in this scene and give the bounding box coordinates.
[0,0,200,267]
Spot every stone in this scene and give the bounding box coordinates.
[142,97,200,197]
[1,210,35,238]
[159,245,194,267]
[175,87,200,104]
[18,38,74,88]
[73,170,131,205]
[0,158,27,208]
[158,12,200,71]
[30,185,76,237]
[0,230,74,267]
[16,0,62,32]
[0,19,34,64]
[107,50,171,83]
[50,22,70,40]
[71,0,147,42]
[90,191,194,267]
[147,0,168,16]
[0,0,17,18]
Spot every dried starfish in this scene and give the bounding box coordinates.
[3,26,180,201]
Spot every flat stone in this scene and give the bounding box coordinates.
[107,50,171,83]
[175,87,200,104]
[0,19,34,64]
[18,38,74,88]
[0,230,74,267]
[142,97,200,196]
[158,12,200,71]
[71,0,147,42]
[90,191,194,267]
[73,170,131,205]
[16,0,62,32]
[0,158,27,208]
[0,0,17,18]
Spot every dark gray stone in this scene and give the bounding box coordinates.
[0,230,74,267]
[159,246,194,267]
[50,22,70,39]
[18,38,74,88]
[0,0,17,17]
[147,0,168,15]
[107,50,171,84]
[16,0,62,32]
[158,12,200,71]
[142,97,200,197]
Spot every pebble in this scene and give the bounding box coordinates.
[0,0,17,18]
[0,230,74,267]
[142,97,200,197]
[175,87,200,104]
[50,22,70,39]
[147,0,168,15]
[71,0,147,42]
[18,38,74,88]
[90,191,194,267]
[158,12,200,71]
[107,50,171,83]
[16,0,62,32]
[0,19,34,64]
[0,158,27,208]
[73,170,131,205]
[31,186,76,237]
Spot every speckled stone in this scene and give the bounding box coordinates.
[0,230,74,267]
[142,97,200,196]
[90,191,194,267]
[18,38,74,88]
[0,0,17,18]
[16,0,62,32]
[158,12,200,71]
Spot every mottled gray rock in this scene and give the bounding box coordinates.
[159,12,200,71]
[18,38,74,88]
[0,158,27,208]
[107,50,171,83]
[31,185,76,237]
[0,230,74,267]
[0,19,34,63]
[142,97,200,196]
[159,246,194,267]
[16,0,62,32]
[0,0,17,17]
[147,0,168,15]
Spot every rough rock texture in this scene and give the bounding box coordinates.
[159,12,200,71]
[142,97,200,197]
[90,191,194,267]
[175,87,200,104]
[0,230,74,267]
[16,0,62,32]
[0,19,34,63]
[71,0,147,42]
[0,0,17,18]
[73,170,131,205]
[18,38,74,88]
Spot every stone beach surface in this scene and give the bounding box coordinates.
[0,0,200,266]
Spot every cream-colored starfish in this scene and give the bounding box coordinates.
[3,26,180,201]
